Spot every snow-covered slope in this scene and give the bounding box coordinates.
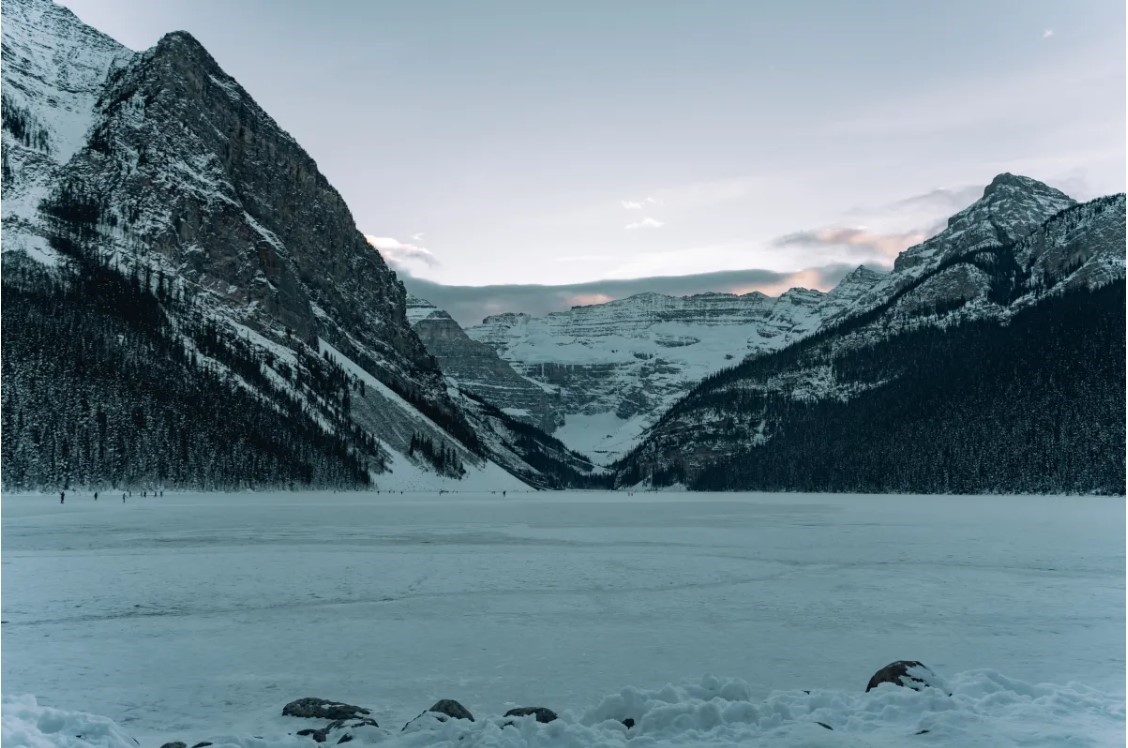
[1,0,131,265]
[464,267,885,461]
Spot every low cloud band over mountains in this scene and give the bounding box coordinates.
[397,264,864,327]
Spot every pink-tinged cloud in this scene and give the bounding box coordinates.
[565,293,615,307]
[730,268,839,297]
[773,226,927,262]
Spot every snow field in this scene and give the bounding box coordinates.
[2,490,1123,746]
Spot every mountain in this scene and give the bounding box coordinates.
[0,0,574,491]
[463,267,885,462]
[614,184,1126,494]
[1,0,130,260]
[406,295,563,433]
[404,295,602,488]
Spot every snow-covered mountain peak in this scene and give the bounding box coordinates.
[943,172,1075,242]
[1,0,131,163]
[829,174,1080,318]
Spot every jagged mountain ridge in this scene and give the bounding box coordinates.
[614,185,1126,493]
[459,266,886,461]
[825,173,1077,326]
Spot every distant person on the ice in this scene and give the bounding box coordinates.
[122,494,126,503]
[94,492,98,501]
[60,491,64,504]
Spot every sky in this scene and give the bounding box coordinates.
[58,0,1126,322]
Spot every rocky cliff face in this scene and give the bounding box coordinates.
[464,269,885,462]
[406,296,562,433]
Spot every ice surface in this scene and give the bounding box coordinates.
[2,491,1123,746]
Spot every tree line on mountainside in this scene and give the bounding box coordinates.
[1,237,384,490]
[617,282,1125,494]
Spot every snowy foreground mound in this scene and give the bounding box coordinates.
[5,670,1123,748]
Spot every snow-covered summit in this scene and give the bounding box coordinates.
[894,173,1076,274]
[829,174,1079,325]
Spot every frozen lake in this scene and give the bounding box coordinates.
[2,490,1124,746]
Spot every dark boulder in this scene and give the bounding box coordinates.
[296,728,327,743]
[325,717,379,732]
[622,718,635,729]
[503,707,557,724]
[159,743,186,748]
[283,698,371,721]
[865,661,944,693]
[401,699,474,731]
[429,699,473,721]
[189,743,213,748]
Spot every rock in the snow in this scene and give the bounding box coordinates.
[622,718,636,729]
[189,743,213,748]
[503,706,558,723]
[159,743,186,748]
[325,717,379,732]
[282,698,371,721]
[865,660,945,693]
[295,728,327,743]
[401,699,474,731]
[427,699,473,721]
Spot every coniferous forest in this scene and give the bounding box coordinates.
[627,282,1125,495]
[1,251,380,491]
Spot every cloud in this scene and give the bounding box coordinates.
[363,234,439,269]
[625,216,665,230]
[621,197,659,210]
[773,226,929,262]
[553,254,617,263]
[397,264,861,327]
[1042,29,1054,39]
[410,232,425,241]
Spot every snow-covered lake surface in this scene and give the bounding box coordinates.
[2,490,1124,746]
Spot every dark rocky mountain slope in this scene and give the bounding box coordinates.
[615,188,1126,494]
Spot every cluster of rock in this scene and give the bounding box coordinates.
[273,696,557,744]
[155,660,946,746]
